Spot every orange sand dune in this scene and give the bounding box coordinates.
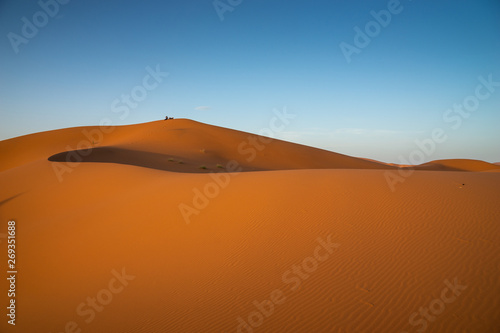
[1,119,393,174]
[413,159,500,172]
[1,120,499,333]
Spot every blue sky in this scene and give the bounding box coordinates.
[1,0,499,163]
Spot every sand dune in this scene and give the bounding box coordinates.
[413,159,500,172]
[2,119,393,174]
[1,120,499,333]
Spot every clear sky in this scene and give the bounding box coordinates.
[1,0,499,163]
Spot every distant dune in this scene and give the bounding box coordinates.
[413,159,500,172]
[1,119,499,333]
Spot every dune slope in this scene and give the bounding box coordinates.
[1,119,393,174]
[1,120,499,333]
[414,159,500,172]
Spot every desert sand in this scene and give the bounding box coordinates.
[1,119,499,332]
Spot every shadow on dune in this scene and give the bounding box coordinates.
[47,146,395,173]
[49,147,497,174]
[0,193,23,208]
[48,147,217,173]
